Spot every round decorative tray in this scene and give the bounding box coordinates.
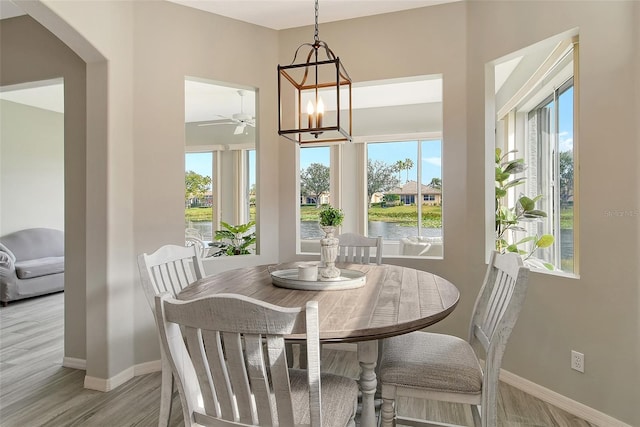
[270,268,366,291]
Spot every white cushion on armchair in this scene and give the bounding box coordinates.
[400,237,431,256]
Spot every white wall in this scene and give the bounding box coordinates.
[0,100,64,235]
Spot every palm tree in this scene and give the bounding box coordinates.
[402,158,414,182]
[394,160,405,182]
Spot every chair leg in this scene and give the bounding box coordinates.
[471,404,482,427]
[298,343,308,369]
[159,353,173,427]
[285,342,295,368]
[380,384,396,427]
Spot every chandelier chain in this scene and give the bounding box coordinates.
[314,0,319,43]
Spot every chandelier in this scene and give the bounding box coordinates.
[277,0,352,144]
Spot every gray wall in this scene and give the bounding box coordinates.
[0,100,64,235]
[0,15,86,362]
[3,1,638,424]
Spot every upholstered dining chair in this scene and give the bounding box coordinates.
[337,233,383,265]
[137,244,206,427]
[379,251,529,427]
[155,292,359,427]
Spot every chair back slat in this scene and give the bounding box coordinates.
[137,244,205,313]
[266,335,296,424]
[337,233,383,265]
[223,332,255,424]
[184,327,220,418]
[244,334,278,425]
[202,331,235,420]
[469,251,529,355]
[156,293,322,427]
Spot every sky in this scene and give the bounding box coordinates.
[558,86,573,152]
[300,140,442,185]
[186,150,256,187]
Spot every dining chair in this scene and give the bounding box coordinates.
[337,233,383,265]
[185,235,208,258]
[379,251,529,427]
[290,233,383,369]
[337,233,384,398]
[155,292,359,427]
[137,244,206,427]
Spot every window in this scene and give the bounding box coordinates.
[184,78,258,256]
[294,75,443,257]
[367,139,442,258]
[185,151,214,240]
[493,34,577,274]
[527,80,574,272]
[299,146,331,252]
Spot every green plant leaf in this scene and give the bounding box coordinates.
[536,234,554,248]
[523,209,547,218]
[518,196,535,211]
[495,168,510,182]
[514,236,535,245]
[502,159,525,174]
[502,178,526,191]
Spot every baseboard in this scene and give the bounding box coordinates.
[62,357,86,370]
[84,359,161,392]
[325,349,630,426]
[133,359,161,375]
[500,369,632,427]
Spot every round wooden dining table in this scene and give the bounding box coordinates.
[178,261,460,427]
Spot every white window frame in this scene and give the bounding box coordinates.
[493,36,579,276]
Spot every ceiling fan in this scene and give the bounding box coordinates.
[198,89,255,135]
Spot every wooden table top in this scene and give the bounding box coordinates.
[178,262,459,343]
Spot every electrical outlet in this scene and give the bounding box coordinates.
[571,350,584,373]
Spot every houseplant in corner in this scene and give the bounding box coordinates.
[212,221,256,256]
[495,148,554,270]
[318,205,344,280]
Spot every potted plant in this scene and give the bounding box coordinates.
[495,148,554,269]
[212,220,256,256]
[318,205,343,280]
[319,205,344,228]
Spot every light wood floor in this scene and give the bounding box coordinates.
[0,293,596,426]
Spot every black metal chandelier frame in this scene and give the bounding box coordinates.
[277,0,352,144]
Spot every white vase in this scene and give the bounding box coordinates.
[319,225,341,280]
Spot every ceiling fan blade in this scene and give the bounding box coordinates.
[197,121,234,127]
[234,123,245,135]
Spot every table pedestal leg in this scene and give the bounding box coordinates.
[357,340,378,427]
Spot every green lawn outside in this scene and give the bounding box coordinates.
[185,206,256,224]
[301,204,442,228]
[186,204,567,231]
[186,205,443,227]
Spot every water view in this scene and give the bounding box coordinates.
[299,221,443,240]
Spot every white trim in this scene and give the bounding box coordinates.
[62,357,86,370]
[500,369,633,427]
[352,131,441,144]
[83,359,162,392]
[496,36,577,120]
[134,359,161,375]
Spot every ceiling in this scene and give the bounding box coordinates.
[166,0,459,30]
[0,0,460,143]
[1,0,459,29]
